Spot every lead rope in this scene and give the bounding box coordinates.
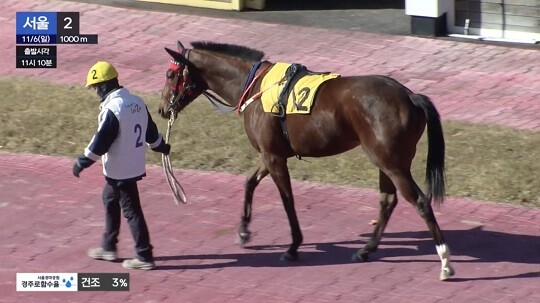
[161,111,187,204]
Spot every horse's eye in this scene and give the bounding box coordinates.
[166,69,175,79]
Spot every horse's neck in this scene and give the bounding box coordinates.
[192,51,250,107]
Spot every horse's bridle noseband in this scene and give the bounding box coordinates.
[163,48,239,114]
[162,49,204,114]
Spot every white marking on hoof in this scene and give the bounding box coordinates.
[439,266,455,281]
[436,244,455,281]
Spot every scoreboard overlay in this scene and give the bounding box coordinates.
[16,12,98,68]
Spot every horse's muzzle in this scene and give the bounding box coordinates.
[158,106,171,119]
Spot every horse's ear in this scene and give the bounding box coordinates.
[165,47,186,63]
[177,41,185,51]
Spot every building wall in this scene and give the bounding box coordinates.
[134,0,243,10]
[449,0,540,41]
[407,0,539,42]
[454,0,539,35]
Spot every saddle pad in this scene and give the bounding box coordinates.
[260,62,340,114]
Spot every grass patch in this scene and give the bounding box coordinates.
[1,76,538,206]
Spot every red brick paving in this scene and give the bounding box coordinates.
[1,0,539,302]
[0,152,539,302]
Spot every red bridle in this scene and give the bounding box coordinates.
[162,49,204,113]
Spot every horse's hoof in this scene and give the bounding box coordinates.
[439,267,455,281]
[236,231,251,247]
[280,251,298,262]
[352,251,369,262]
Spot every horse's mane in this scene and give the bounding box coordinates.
[191,41,265,62]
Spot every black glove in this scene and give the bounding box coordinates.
[72,155,95,178]
[73,162,84,178]
[152,140,171,155]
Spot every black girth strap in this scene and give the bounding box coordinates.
[272,63,308,158]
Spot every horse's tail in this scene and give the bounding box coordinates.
[410,94,446,206]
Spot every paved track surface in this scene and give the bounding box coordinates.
[0,0,539,302]
[1,153,539,302]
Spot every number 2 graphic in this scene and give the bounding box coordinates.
[63,17,73,29]
[134,124,143,148]
[293,87,310,111]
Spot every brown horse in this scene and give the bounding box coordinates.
[159,41,455,280]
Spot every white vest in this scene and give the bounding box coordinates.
[99,88,148,180]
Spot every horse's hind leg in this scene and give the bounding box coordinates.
[238,159,269,246]
[387,169,455,281]
[352,170,397,262]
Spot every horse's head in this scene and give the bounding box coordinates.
[159,42,207,118]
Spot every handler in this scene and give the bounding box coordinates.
[72,61,170,270]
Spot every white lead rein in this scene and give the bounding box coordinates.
[161,112,187,204]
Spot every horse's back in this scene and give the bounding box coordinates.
[246,73,426,158]
[276,75,421,156]
[316,74,422,127]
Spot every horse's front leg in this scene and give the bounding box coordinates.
[238,159,269,246]
[263,154,303,261]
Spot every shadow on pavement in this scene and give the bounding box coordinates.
[155,226,539,281]
[371,226,540,265]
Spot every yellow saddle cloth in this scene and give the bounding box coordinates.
[260,62,340,114]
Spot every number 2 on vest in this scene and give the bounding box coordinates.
[134,124,143,148]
